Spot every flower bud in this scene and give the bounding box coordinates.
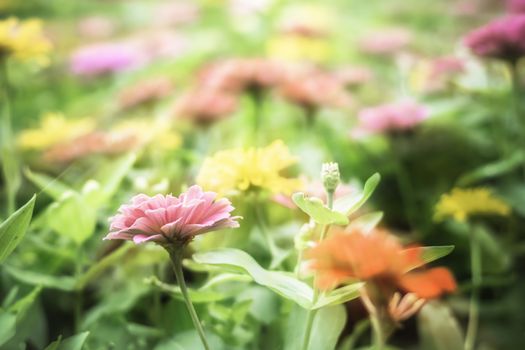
[294,220,316,251]
[388,292,426,323]
[321,162,340,193]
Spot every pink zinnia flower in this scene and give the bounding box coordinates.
[279,67,352,110]
[359,28,412,56]
[334,65,374,87]
[354,101,428,135]
[508,0,525,13]
[77,16,115,39]
[70,42,144,77]
[173,87,238,126]
[105,186,240,246]
[198,58,287,93]
[44,131,139,163]
[118,77,174,110]
[464,15,525,63]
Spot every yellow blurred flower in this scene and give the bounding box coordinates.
[0,17,52,65]
[266,35,330,63]
[266,3,335,63]
[113,119,182,151]
[17,112,95,150]
[434,188,510,222]
[197,140,302,196]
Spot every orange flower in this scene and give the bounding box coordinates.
[307,228,456,299]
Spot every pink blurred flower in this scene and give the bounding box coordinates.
[359,28,412,56]
[198,58,287,93]
[279,67,352,111]
[104,185,240,245]
[44,131,139,163]
[333,65,374,87]
[354,101,428,135]
[173,87,238,126]
[70,42,144,77]
[77,16,115,39]
[119,77,174,110]
[412,56,465,94]
[450,1,479,17]
[129,30,189,62]
[464,15,525,63]
[153,1,200,27]
[508,0,525,13]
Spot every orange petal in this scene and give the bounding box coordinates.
[399,267,456,299]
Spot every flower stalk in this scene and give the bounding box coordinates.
[300,184,335,350]
[167,246,211,350]
[0,58,18,215]
[465,225,482,350]
[509,62,525,179]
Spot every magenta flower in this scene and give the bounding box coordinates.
[105,185,240,246]
[508,0,525,13]
[359,28,412,56]
[70,42,144,77]
[354,101,428,135]
[464,15,525,63]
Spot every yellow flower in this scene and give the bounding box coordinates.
[434,188,511,222]
[197,140,302,196]
[0,17,52,65]
[266,35,330,63]
[17,112,95,150]
[113,119,182,151]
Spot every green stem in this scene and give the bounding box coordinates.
[294,249,303,279]
[390,136,417,231]
[168,248,210,350]
[509,62,525,179]
[74,247,83,332]
[342,319,371,350]
[370,314,385,350]
[0,58,16,215]
[360,288,387,349]
[249,88,264,145]
[465,225,482,350]
[254,198,279,265]
[300,191,334,350]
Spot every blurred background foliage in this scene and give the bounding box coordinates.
[1,0,525,349]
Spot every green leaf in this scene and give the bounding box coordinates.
[193,248,314,308]
[0,311,16,347]
[313,282,364,309]
[89,153,136,207]
[8,286,42,319]
[292,193,349,225]
[145,276,230,303]
[285,304,347,350]
[155,330,226,350]
[237,286,279,324]
[75,243,133,290]
[0,195,36,263]
[44,192,96,245]
[45,332,90,350]
[457,152,524,186]
[199,273,252,290]
[1,144,21,214]
[403,246,454,272]
[82,284,150,329]
[333,173,380,216]
[418,302,463,350]
[24,168,73,201]
[3,265,76,291]
[347,211,383,233]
